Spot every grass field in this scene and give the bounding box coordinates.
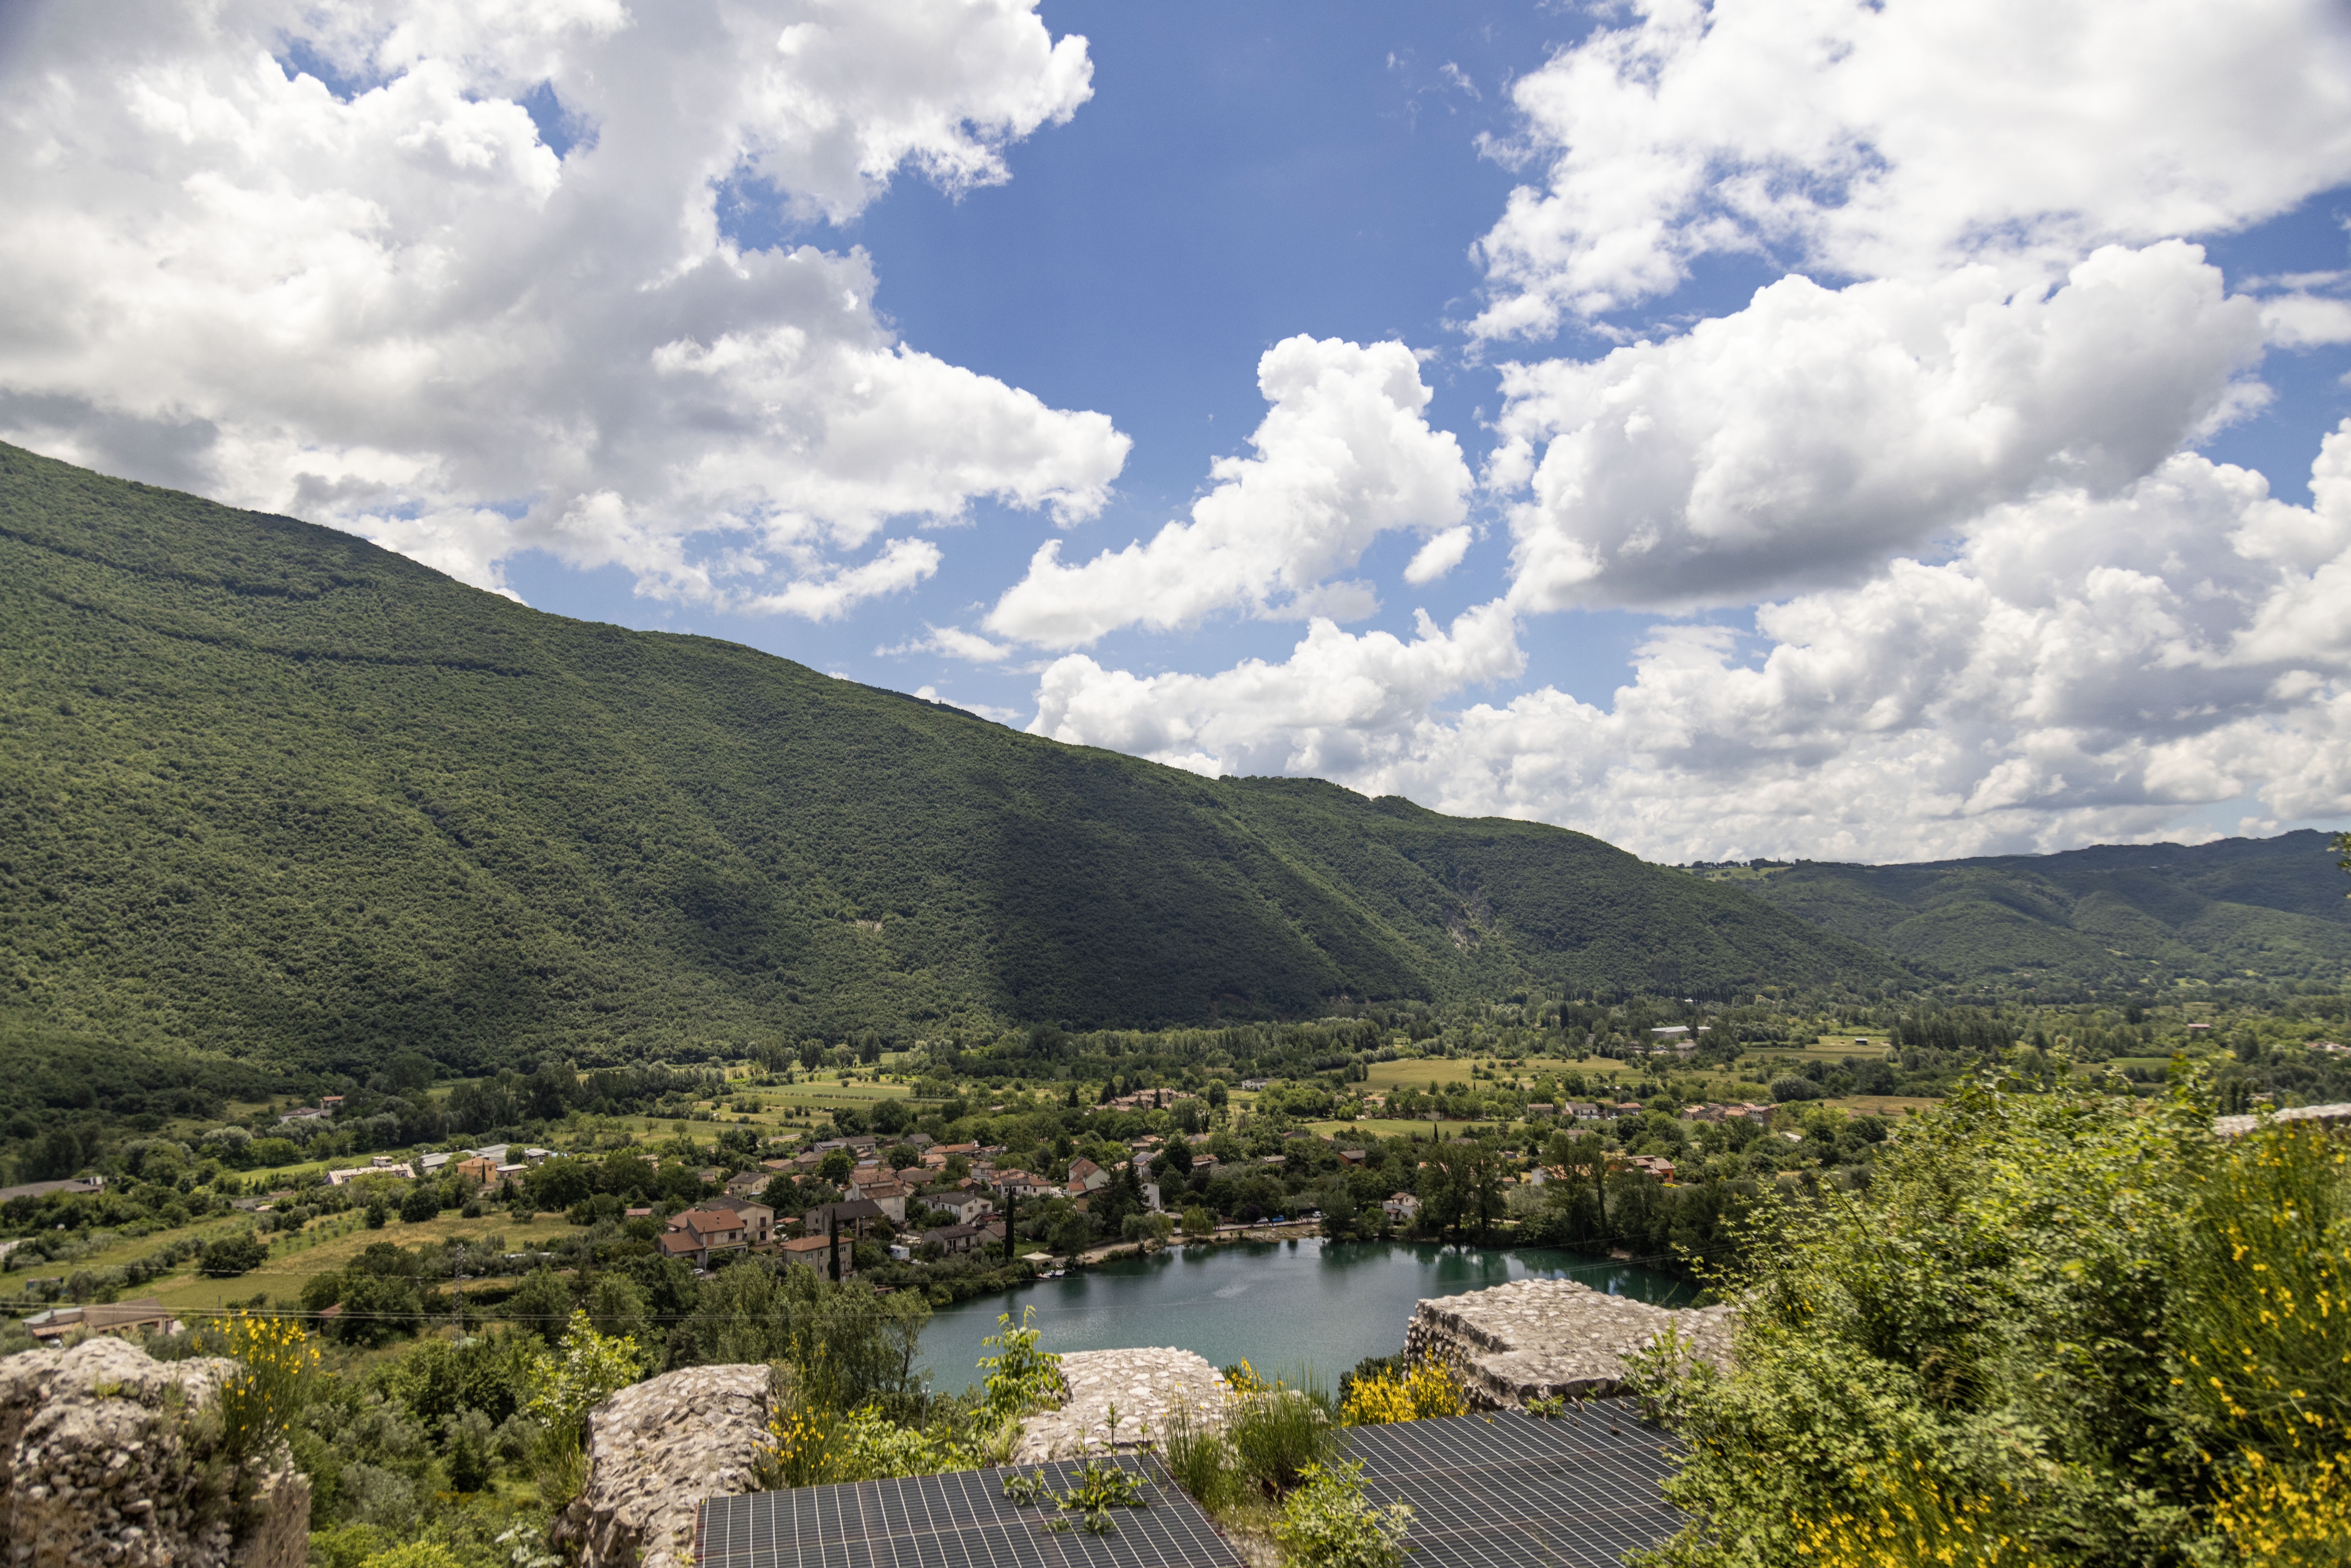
[1745,1038,1894,1063]
[5,1206,578,1320]
[162,1212,576,1318]
[1303,1118,1483,1141]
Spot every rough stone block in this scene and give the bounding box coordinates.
[0,1336,307,1568]
[1011,1348,1228,1463]
[1404,1278,1733,1407]
[555,1362,776,1568]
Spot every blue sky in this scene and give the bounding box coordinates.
[6,0,2350,861]
[506,2,1654,712]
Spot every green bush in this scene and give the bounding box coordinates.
[979,1308,1065,1420]
[198,1230,270,1277]
[1273,1461,1411,1568]
[1226,1388,1334,1500]
[503,1267,572,1345]
[1626,1073,2351,1566]
[1159,1406,1242,1514]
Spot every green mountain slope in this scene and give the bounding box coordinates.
[0,442,1895,1071]
[1737,833,2351,987]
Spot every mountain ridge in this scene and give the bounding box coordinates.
[1731,830,2351,988]
[0,441,1895,1072]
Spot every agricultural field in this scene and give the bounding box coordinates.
[98,1210,575,1321]
[1820,1095,1937,1117]
[1743,1037,1895,1062]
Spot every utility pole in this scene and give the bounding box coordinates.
[829,1209,842,1282]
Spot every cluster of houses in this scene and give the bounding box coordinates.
[647,1129,1177,1275]
[322,1143,557,1188]
[1095,1086,1200,1112]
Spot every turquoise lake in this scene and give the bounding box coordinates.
[915,1238,1694,1392]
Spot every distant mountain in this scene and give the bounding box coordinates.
[0,442,1896,1073]
[1730,832,2351,988]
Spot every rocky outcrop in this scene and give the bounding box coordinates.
[2216,1103,2351,1137]
[554,1363,776,1568]
[1010,1349,1228,1463]
[0,1335,308,1568]
[1404,1278,1734,1407]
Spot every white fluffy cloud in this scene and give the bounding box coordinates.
[0,0,1126,607]
[881,625,1015,663]
[1013,0,2351,861]
[1471,0,2351,336]
[1029,599,1522,777]
[1033,427,2351,860]
[985,336,1471,647]
[1491,243,2266,609]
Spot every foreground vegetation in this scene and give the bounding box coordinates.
[137,1054,2351,1567]
[1629,1068,2351,1566]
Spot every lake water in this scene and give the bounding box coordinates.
[916,1238,1694,1393]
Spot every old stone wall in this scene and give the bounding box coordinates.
[554,1363,776,1568]
[556,1350,1234,1563]
[0,1335,308,1568]
[1009,1348,1227,1463]
[1404,1278,1733,1407]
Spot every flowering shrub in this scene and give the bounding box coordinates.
[1624,1072,2351,1566]
[753,1405,843,1490]
[1781,1458,2038,1567]
[1222,1359,1271,1395]
[1337,1361,1462,1426]
[521,1309,644,1507]
[755,1404,985,1490]
[203,1311,319,1470]
[2209,1450,2351,1564]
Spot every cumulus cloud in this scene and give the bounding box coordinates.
[1404,525,1473,584]
[1490,243,2266,609]
[1031,427,2351,861]
[743,536,941,620]
[1029,600,1523,777]
[880,624,1015,663]
[985,336,1471,647]
[1470,0,2351,336]
[0,0,1125,606]
[2261,292,2351,348]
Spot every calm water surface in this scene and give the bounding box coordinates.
[916,1238,1692,1392]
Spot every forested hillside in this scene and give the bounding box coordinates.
[1738,831,2351,988]
[0,443,1892,1075]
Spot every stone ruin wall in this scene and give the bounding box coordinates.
[1402,1278,1734,1407]
[561,1284,1739,1567]
[0,1335,308,1568]
[557,1348,1229,1568]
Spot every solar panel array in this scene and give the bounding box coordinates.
[696,1454,1242,1568]
[699,1401,1681,1568]
[1338,1402,1684,1568]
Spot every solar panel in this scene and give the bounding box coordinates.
[1337,1402,1684,1568]
[700,1402,1681,1568]
[697,1453,1244,1568]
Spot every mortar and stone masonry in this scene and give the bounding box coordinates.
[0,1336,309,1568]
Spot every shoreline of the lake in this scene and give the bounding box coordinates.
[915,1234,1692,1392]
